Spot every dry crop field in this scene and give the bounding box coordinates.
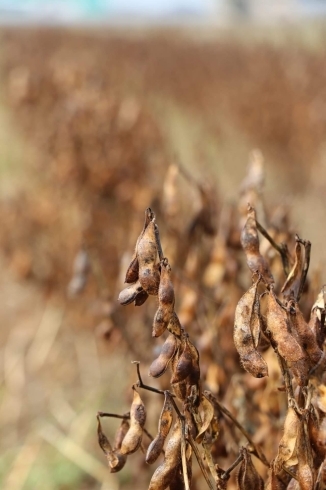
[0,22,326,490]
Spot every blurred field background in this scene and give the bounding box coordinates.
[1,12,326,490]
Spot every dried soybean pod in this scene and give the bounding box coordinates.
[153,259,175,337]
[124,255,139,284]
[97,415,126,472]
[125,208,153,283]
[114,418,130,450]
[170,448,192,490]
[167,312,182,337]
[266,289,308,385]
[148,419,182,490]
[137,219,160,295]
[118,280,144,306]
[171,336,195,384]
[281,240,303,299]
[134,289,149,306]
[146,392,174,464]
[288,301,323,367]
[146,435,165,465]
[120,387,146,455]
[233,280,268,378]
[240,205,274,285]
[171,378,188,403]
[149,334,179,378]
[237,447,264,490]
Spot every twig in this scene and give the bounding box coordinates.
[181,418,190,490]
[221,451,244,480]
[255,219,290,276]
[133,361,171,397]
[205,391,269,467]
[97,411,130,420]
[296,236,311,301]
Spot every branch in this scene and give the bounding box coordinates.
[255,219,290,276]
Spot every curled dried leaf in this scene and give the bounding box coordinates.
[274,407,299,474]
[195,393,215,443]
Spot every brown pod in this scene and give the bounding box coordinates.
[118,280,144,306]
[153,306,170,337]
[97,415,126,472]
[109,451,127,473]
[120,388,146,455]
[167,312,182,337]
[114,419,130,450]
[125,208,153,284]
[309,413,326,459]
[146,435,165,465]
[146,392,174,464]
[158,259,175,305]
[240,205,274,285]
[171,378,188,403]
[266,289,308,385]
[124,255,139,284]
[233,280,268,378]
[134,289,149,306]
[149,334,179,378]
[137,220,160,295]
[169,450,192,490]
[148,420,182,490]
[237,447,264,490]
[288,302,323,367]
[171,336,194,384]
[152,259,175,336]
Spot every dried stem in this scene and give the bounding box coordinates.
[296,235,311,301]
[97,411,130,420]
[256,219,290,276]
[221,451,244,480]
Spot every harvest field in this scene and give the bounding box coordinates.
[1,21,326,490]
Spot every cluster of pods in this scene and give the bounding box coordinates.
[97,183,326,489]
[234,204,326,489]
